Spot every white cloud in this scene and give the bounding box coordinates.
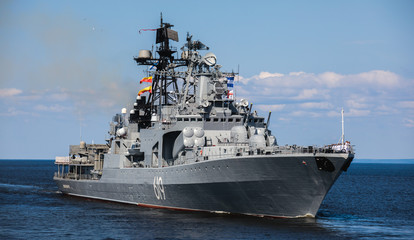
[0,107,29,116]
[278,117,291,121]
[403,119,414,128]
[375,104,399,115]
[289,71,306,76]
[293,88,330,100]
[49,92,69,101]
[236,75,245,82]
[318,70,400,88]
[14,94,42,101]
[290,110,321,118]
[327,111,340,117]
[34,104,69,112]
[258,72,284,79]
[256,104,286,111]
[398,101,414,108]
[347,108,371,116]
[0,88,22,98]
[346,99,369,109]
[242,70,402,90]
[0,11,139,120]
[353,70,399,87]
[241,71,284,84]
[97,98,116,108]
[317,72,344,88]
[237,70,413,119]
[299,102,333,109]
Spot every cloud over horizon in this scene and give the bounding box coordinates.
[236,70,414,125]
[1,69,413,128]
[0,11,139,120]
[0,88,22,98]
[0,8,413,129]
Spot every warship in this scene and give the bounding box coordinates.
[54,17,354,218]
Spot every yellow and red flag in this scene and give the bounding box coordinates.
[140,76,153,84]
[138,86,152,96]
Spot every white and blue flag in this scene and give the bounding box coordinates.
[227,77,234,88]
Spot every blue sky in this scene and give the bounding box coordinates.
[1,0,413,159]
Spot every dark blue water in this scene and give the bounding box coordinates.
[0,160,413,239]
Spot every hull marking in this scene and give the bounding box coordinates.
[153,176,166,200]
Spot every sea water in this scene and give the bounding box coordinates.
[0,160,413,239]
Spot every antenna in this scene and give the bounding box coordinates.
[235,64,239,101]
[266,111,272,131]
[80,121,82,142]
[341,108,344,145]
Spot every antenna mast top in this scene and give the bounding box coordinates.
[341,108,345,145]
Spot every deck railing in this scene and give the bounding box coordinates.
[184,144,354,163]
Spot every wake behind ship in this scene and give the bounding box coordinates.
[54,17,354,218]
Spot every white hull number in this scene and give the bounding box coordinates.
[153,176,165,200]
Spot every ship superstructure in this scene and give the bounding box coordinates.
[54,17,354,218]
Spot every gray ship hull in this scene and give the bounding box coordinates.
[54,153,352,218]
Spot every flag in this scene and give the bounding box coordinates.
[138,86,152,96]
[150,61,158,70]
[140,76,153,84]
[139,28,157,34]
[227,90,234,100]
[227,76,234,88]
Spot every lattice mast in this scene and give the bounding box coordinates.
[134,14,181,122]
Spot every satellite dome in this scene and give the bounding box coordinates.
[202,52,217,66]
